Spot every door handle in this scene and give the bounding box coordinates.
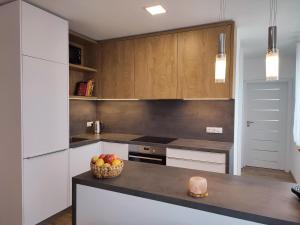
[247,121,254,127]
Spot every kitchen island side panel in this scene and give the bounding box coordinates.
[76,185,261,225]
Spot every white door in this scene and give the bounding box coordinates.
[23,150,68,225]
[69,142,101,205]
[21,1,68,64]
[245,82,288,170]
[22,56,69,158]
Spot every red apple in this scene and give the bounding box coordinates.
[103,154,110,163]
[99,154,105,159]
[104,154,114,164]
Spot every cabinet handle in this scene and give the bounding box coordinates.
[167,156,224,165]
[129,155,163,161]
[24,149,68,160]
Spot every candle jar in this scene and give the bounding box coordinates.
[188,176,208,198]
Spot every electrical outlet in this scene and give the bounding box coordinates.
[87,121,93,127]
[214,127,223,133]
[206,127,223,134]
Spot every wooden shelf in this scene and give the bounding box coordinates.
[69,64,97,73]
[69,30,98,45]
[69,95,98,100]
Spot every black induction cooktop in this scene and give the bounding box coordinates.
[131,136,177,144]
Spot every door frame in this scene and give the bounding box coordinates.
[241,78,293,172]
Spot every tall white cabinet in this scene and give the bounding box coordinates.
[22,56,69,158]
[21,0,68,63]
[0,1,69,225]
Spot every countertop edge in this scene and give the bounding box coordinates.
[72,176,298,225]
[69,135,233,153]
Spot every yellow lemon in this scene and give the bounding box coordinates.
[95,158,104,167]
[112,159,121,166]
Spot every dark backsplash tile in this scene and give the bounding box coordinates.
[96,100,234,142]
[70,100,97,136]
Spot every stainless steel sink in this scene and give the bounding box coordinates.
[70,137,89,143]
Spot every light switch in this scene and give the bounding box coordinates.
[206,127,223,134]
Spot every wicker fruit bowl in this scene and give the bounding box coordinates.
[90,154,124,179]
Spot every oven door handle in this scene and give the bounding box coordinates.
[128,154,163,162]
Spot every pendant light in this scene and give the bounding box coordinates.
[215,0,226,83]
[266,0,279,81]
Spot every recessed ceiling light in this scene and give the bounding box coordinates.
[145,5,166,15]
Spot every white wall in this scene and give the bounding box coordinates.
[244,53,296,81]
[291,43,300,183]
[233,27,244,175]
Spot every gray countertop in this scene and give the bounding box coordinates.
[70,132,233,153]
[73,161,300,225]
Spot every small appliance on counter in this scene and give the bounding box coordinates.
[94,121,104,134]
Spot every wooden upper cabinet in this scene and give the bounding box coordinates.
[177,24,233,99]
[134,34,178,99]
[98,22,234,99]
[99,40,135,99]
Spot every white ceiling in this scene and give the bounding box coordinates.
[1,0,300,56]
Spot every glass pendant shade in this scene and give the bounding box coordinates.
[266,26,279,81]
[215,54,226,83]
[266,49,279,81]
[215,33,226,83]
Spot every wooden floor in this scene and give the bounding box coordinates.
[38,208,72,225]
[242,166,296,183]
[39,166,295,225]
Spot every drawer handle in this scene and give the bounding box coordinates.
[129,155,163,162]
[167,157,225,165]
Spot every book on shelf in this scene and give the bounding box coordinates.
[75,79,95,97]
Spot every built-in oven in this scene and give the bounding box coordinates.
[128,144,166,165]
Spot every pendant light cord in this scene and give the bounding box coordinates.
[219,0,226,21]
[269,0,277,26]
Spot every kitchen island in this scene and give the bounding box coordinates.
[72,161,300,225]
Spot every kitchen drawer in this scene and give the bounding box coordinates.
[167,157,225,173]
[101,142,128,160]
[167,148,226,164]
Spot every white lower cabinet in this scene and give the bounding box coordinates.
[23,150,69,225]
[166,148,226,174]
[101,141,129,160]
[69,142,101,205]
